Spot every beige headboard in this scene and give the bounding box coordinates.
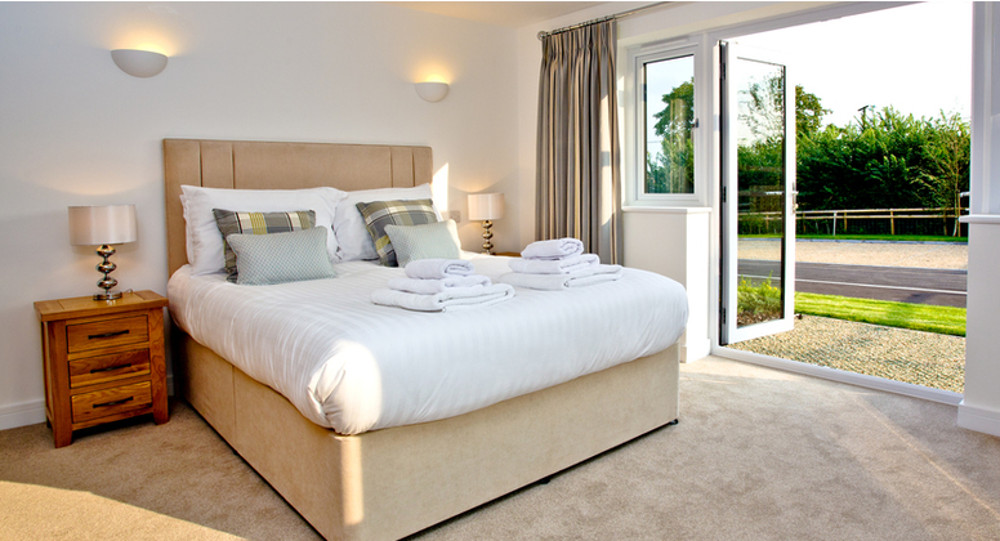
[163,139,433,275]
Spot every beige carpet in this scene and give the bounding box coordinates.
[3,356,999,540]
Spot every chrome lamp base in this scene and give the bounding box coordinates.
[93,244,123,301]
[480,220,495,255]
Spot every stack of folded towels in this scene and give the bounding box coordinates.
[498,238,623,290]
[371,258,515,312]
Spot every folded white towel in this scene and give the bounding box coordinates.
[404,258,474,280]
[520,238,584,260]
[498,265,623,291]
[387,275,491,295]
[508,253,599,275]
[371,283,516,312]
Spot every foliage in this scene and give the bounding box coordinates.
[737,276,783,325]
[648,72,971,237]
[647,79,694,194]
[795,86,830,138]
[795,292,966,336]
[912,113,971,236]
[794,107,970,237]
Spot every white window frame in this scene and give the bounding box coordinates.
[625,39,702,206]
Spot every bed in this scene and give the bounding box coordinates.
[163,138,685,540]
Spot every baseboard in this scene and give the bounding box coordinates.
[957,401,1000,438]
[681,337,711,363]
[0,376,176,432]
[0,399,46,431]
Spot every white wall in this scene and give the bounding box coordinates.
[0,2,519,429]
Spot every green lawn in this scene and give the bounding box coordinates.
[795,292,966,336]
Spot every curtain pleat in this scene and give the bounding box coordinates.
[536,21,622,263]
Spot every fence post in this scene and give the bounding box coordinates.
[890,209,895,236]
[832,210,837,236]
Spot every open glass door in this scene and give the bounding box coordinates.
[720,41,796,345]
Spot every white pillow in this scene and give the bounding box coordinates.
[180,185,347,275]
[333,183,441,261]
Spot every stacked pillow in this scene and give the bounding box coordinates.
[179,183,461,285]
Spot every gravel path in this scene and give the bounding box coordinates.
[729,315,965,393]
[738,239,968,269]
[731,240,967,393]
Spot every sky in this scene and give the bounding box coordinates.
[738,2,973,127]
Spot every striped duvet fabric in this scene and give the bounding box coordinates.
[167,255,688,435]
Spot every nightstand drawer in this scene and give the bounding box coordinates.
[68,349,150,389]
[66,315,148,353]
[71,381,152,423]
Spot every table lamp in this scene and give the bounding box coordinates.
[68,204,137,300]
[467,193,504,255]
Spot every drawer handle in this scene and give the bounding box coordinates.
[93,396,133,409]
[90,362,132,374]
[88,329,130,340]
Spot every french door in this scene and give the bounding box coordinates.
[720,41,797,345]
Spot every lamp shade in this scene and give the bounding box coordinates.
[468,193,504,221]
[415,81,449,102]
[68,204,137,246]
[111,49,168,78]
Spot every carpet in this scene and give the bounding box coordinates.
[2,357,998,540]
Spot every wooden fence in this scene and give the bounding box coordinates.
[739,207,968,237]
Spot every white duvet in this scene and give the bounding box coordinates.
[168,255,688,435]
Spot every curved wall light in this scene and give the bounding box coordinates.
[415,81,449,103]
[111,49,168,78]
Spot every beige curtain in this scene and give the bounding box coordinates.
[536,20,622,263]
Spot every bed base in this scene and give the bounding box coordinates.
[176,333,679,541]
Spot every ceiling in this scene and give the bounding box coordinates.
[386,2,606,28]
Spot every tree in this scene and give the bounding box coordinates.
[913,112,971,236]
[796,86,829,139]
[647,79,695,194]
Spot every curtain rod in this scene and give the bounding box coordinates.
[537,2,668,40]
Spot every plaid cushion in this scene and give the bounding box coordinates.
[213,209,316,282]
[355,199,438,266]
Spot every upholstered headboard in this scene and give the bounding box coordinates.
[163,139,433,275]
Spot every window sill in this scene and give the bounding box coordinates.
[622,205,712,214]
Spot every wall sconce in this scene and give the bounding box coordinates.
[111,49,168,78]
[415,81,449,103]
[468,193,504,255]
[68,204,138,300]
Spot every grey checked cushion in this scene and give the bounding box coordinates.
[225,227,336,286]
[213,209,315,282]
[355,199,438,266]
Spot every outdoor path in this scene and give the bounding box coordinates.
[739,260,967,307]
[738,238,968,270]
[738,239,969,307]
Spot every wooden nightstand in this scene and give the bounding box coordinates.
[34,290,169,447]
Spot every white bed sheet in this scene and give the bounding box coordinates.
[168,255,688,435]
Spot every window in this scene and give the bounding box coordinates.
[644,54,694,194]
[628,43,700,203]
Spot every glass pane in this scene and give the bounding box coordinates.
[735,58,787,328]
[643,55,694,194]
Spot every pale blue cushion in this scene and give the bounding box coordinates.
[384,219,461,267]
[226,227,336,285]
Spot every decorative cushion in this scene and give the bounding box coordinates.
[213,209,316,282]
[180,185,346,275]
[384,220,461,267]
[226,227,337,286]
[355,199,439,266]
[333,184,439,262]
